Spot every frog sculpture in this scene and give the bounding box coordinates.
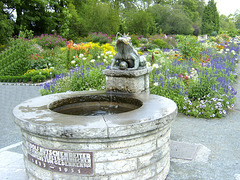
[110,34,146,70]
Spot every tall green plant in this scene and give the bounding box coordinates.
[0,38,39,76]
[201,0,220,35]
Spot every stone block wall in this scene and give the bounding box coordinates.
[103,68,152,94]
[21,125,172,180]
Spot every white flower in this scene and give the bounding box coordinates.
[79,54,84,58]
[103,59,107,62]
[90,59,95,63]
[152,64,159,69]
[109,55,113,58]
[73,56,75,58]
[82,57,87,61]
[71,60,76,64]
[97,56,100,59]
[105,51,112,55]
[231,50,236,55]
[101,53,104,56]
[153,82,159,86]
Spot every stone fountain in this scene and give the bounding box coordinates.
[13,34,177,180]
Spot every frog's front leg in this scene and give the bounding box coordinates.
[128,54,139,70]
[110,53,120,70]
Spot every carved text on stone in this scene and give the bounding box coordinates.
[26,141,93,174]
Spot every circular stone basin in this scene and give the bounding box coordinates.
[49,95,142,116]
[13,91,177,180]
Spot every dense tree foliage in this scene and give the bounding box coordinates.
[0,1,14,44]
[1,0,239,44]
[201,0,220,35]
[220,15,237,35]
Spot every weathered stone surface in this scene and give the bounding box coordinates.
[103,68,152,77]
[13,90,177,179]
[95,158,138,175]
[103,68,152,93]
[95,140,156,162]
[14,91,177,139]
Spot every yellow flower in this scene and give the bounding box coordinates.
[60,47,66,51]
[102,43,116,56]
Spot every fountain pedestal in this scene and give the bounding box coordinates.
[103,68,152,94]
[13,91,177,180]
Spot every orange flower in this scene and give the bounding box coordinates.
[67,40,73,49]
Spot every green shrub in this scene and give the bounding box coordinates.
[139,38,148,44]
[31,74,46,83]
[153,39,169,49]
[188,79,213,100]
[177,35,204,60]
[130,35,140,47]
[0,75,29,83]
[0,38,39,76]
[27,54,50,70]
[141,43,158,51]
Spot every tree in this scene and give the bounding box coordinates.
[201,0,220,35]
[148,4,171,33]
[177,0,199,22]
[233,10,240,30]
[79,0,121,36]
[164,6,194,34]
[149,4,193,35]
[124,8,155,35]
[0,1,14,44]
[220,15,237,32]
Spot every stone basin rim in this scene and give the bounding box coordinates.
[13,91,178,139]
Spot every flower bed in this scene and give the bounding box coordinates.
[1,33,239,118]
[150,35,239,118]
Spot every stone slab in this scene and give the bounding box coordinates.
[235,174,240,180]
[0,151,27,180]
[170,141,200,161]
[102,68,152,77]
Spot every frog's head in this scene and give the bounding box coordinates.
[116,35,133,53]
[116,35,132,45]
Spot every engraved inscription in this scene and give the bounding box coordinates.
[26,141,93,175]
